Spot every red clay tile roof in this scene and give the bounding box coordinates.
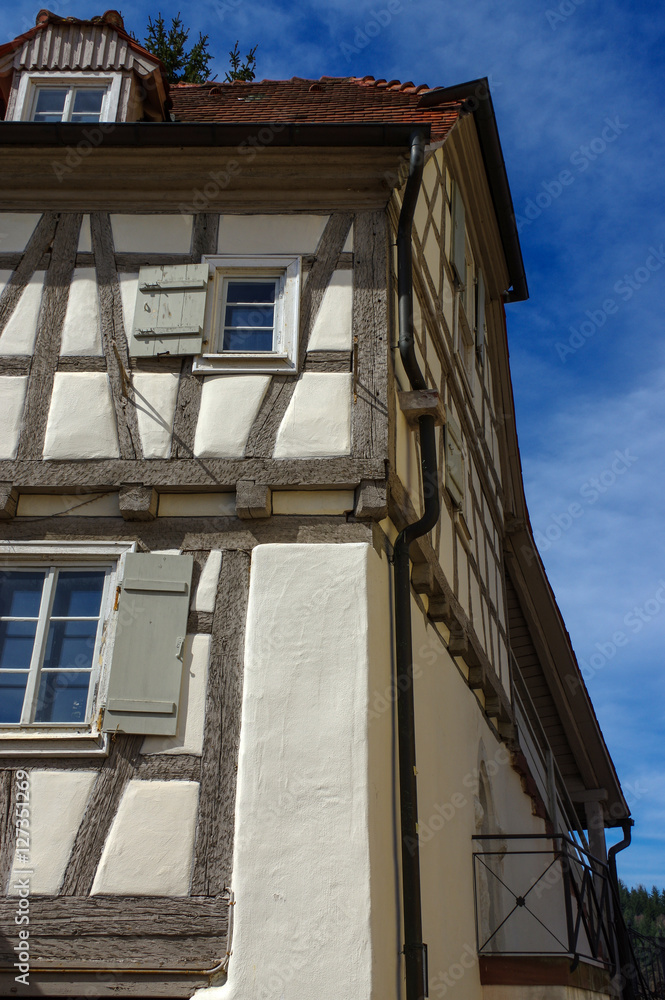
[169,76,462,142]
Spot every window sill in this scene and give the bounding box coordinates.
[0,730,110,758]
[193,352,298,375]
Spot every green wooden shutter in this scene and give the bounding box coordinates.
[451,183,466,284]
[129,264,208,357]
[476,269,486,363]
[102,553,193,735]
[445,409,465,507]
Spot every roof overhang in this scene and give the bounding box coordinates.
[0,121,430,148]
[419,79,528,302]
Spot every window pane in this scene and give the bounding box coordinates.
[34,671,90,724]
[0,571,44,617]
[225,304,275,328]
[223,329,274,352]
[72,89,105,114]
[43,620,98,672]
[0,673,29,724]
[226,280,276,303]
[51,571,105,618]
[0,621,37,670]
[33,89,67,121]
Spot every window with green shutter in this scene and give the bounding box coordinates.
[0,543,194,751]
[129,263,209,358]
[451,182,467,285]
[445,409,465,508]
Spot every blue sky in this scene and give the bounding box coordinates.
[2,0,664,889]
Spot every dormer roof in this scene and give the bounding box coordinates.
[0,9,169,115]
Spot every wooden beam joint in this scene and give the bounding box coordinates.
[398,389,445,427]
[0,483,18,520]
[354,478,387,520]
[236,480,271,520]
[118,484,158,521]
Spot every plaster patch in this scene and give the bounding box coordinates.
[0,270,11,296]
[342,225,354,253]
[110,214,193,253]
[59,268,103,356]
[0,271,45,355]
[43,373,120,460]
[133,372,179,459]
[0,213,41,252]
[192,550,223,612]
[91,780,199,896]
[16,493,120,517]
[118,272,139,332]
[8,770,95,894]
[157,493,236,517]
[218,215,327,254]
[307,270,353,351]
[273,372,351,458]
[78,215,92,252]
[0,376,27,459]
[142,634,211,756]
[194,375,270,458]
[272,490,355,515]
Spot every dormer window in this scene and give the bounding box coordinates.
[32,86,107,123]
[14,73,121,123]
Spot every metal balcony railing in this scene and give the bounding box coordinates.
[473,833,619,970]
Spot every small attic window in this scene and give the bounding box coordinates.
[32,87,106,123]
[14,73,121,123]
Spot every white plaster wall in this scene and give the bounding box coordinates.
[0,271,45,355]
[196,543,395,1000]
[0,269,11,296]
[194,375,270,458]
[157,493,236,517]
[133,372,179,459]
[59,268,102,356]
[91,779,199,896]
[273,372,351,458]
[118,272,139,332]
[16,493,120,517]
[409,597,548,1000]
[78,215,92,252]
[307,269,353,351]
[142,635,211,756]
[110,214,193,253]
[0,213,41,251]
[0,376,27,459]
[272,489,355,515]
[192,550,223,612]
[217,215,327,254]
[8,770,95,894]
[43,373,120,460]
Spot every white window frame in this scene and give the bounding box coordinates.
[0,541,136,757]
[15,71,121,123]
[193,255,301,373]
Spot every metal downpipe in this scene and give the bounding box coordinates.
[394,128,440,1000]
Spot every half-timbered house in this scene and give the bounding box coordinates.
[0,10,635,1000]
